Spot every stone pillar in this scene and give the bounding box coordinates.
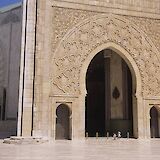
[132,95,138,138]
[146,106,151,138]
[122,60,128,119]
[110,52,123,119]
[104,50,111,131]
[17,0,37,136]
[137,96,144,138]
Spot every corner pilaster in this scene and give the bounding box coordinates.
[17,0,37,136]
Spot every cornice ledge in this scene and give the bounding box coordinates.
[51,0,160,19]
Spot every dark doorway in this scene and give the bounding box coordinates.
[150,107,159,138]
[85,49,133,138]
[85,52,105,137]
[55,104,71,140]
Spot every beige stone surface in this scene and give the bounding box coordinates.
[18,0,160,140]
[52,0,160,17]
[110,53,123,119]
[1,139,160,159]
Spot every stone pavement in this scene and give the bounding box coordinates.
[0,138,160,160]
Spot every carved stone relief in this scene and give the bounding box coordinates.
[51,8,160,97]
[126,16,160,51]
[52,8,160,59]
[52,7,96,52]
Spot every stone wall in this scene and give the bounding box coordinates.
[0,4,22,137]
[20,0,160,139]
[52,0,160,13]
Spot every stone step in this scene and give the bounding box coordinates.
[3,136,48,144]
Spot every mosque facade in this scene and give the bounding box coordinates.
[2,0,160,140]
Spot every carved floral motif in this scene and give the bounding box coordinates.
[52,10,160,97]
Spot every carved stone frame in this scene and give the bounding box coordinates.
[79,42,141,138]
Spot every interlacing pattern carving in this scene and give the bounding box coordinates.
[52,14,160,97]
[52,7,96,51]
[126,16,160,51]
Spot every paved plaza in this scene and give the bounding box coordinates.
[0,139,160,160]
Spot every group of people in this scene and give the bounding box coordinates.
[113,131,121,140]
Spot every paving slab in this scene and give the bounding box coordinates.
[0,139,160,160]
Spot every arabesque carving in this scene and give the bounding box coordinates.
[126,16,160,51]
[52,7,96,51]
[52,14,160,97]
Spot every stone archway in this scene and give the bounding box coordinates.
[55,104,71,140]
[52,14,160,139]
[149,106,160,138]
[150,106,159,138]
[85,49,135,138]
[81,44,139,138]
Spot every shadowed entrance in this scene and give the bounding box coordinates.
[85,49,133,138]
[55,104,70,140]
[150,107,159,138]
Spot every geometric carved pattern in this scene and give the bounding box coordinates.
[52,7,96,51]
[52,14,160,97]
[126,16,160,52]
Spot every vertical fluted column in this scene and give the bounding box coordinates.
[17,0,37,136]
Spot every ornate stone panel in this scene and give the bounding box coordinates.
[126,16,160,51]
[52,13,160,97]
[52,7,96,52]
[52,8,160,53]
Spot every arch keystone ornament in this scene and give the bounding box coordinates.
[52,14,160,98]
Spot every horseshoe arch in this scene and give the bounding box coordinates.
[52,14,160,139]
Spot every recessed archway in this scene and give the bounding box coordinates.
[85,49,135,138]
[150,106,160,138]
[55,104,71,140]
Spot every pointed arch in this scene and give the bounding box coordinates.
[55,104,71,140]
[52,14,160,98]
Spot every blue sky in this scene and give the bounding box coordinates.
[0,0,22,7]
